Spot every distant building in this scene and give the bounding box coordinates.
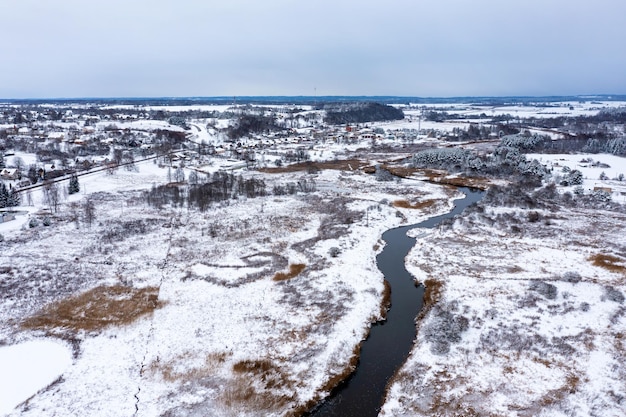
[0,213,16,223]
[359,129,375,140]
[593,186,612,193]
[0,168,20,180]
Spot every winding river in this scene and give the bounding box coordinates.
[307,187,484,417]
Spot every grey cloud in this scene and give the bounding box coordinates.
[1,0,625,97]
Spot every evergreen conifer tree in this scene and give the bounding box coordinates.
[7,189,20,207]
[68,174,80,194]
[0,183,8,208]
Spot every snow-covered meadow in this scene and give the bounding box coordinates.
[528,153,626,196]
[0,160,454,416]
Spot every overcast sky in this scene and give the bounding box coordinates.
[1,0,625,98]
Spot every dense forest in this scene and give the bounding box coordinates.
[324,102,404,124]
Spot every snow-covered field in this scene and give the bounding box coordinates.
[94,120,187,133]
[528,153,626,196]
[0,340,72,415]
[381,187,626,417]
[403,101,626,119]
[0,161,454,416]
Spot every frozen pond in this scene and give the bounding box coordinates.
[0,340,72,415]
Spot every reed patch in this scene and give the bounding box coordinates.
[393,199,438,210]
[590,253,626,274]
[273,263,306,281]
[21,285,161,332]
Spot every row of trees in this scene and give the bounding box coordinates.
[495,133,626,157]
[145,171,317,211]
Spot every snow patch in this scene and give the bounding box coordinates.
[0,340,72,415]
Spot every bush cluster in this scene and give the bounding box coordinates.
[423,303,469,355]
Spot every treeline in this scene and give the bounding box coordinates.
[525,107,626,130]
[144,171,316,211]
[411,139,548,181]
[500,133,626,156]
[227,114,284,140]
[445,123,520,141]
[324,102,404,125]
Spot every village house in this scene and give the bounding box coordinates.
[0,168,20,180]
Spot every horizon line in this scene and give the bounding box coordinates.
[1,94,626,103]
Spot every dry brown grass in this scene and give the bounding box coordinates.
[222,377,295,413]
[21,285,161,332]
[590,253,626,274]
[273,263,306,281]
[422,279,444,313]
[435,176,492,190]
[225,359,296,412]
[258,159,370,174]
[615,332,625,355]
[532,357,553,368]
[539,373,581,407]
[383,166,423,178]
[424,374,489,417]
[151,354,296,414]
[150,352,229,382]
[379,280,392,320]
[418,169,493,190]
[413,279,446,330]
[319,355,361,396]
[393,199,438,210]
[233,358,273,374]
[421,168,446,179]
[503,365,515,374]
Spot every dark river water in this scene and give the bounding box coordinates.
[306,187,484,417]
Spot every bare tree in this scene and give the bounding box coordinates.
[43,181,60,213]
[12,156,25,170]
[106,163,118,175]
[174,167,185,183]
[122,152,137,172]
[83,197,96,228]
[112,148,124,165]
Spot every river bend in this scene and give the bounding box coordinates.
[307,187,484,417]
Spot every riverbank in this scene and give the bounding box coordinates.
[309,188,483,417]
